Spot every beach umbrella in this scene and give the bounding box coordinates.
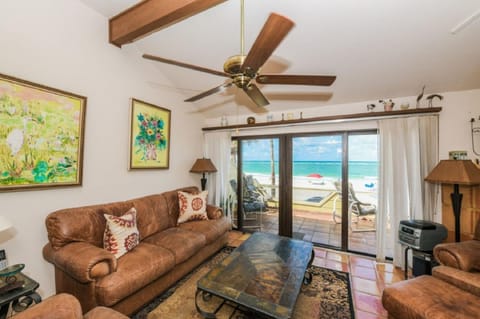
[307,173,323,178]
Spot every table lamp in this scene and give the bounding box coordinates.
[190,158,217,191]
[425,160,480,242]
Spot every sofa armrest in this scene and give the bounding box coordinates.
[433,265,480,297]
[14,293,83,319]
[84,307,130,319]
[433,240,480,271]
[43,242,117,283]
[206,204,224,220]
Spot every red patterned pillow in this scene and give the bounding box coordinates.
[177,191,208,224]
[103,207,139,258]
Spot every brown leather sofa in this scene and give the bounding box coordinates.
[14,293,128,319]
[382,219,480,318]
[43,186,231,316]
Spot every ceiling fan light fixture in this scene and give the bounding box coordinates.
[223,55,246,74]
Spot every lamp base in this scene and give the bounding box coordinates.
[200,176,207,191]
[451,184,463,242]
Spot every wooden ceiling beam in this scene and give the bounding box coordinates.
[109,0,226,47]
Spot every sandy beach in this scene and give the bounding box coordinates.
[247,173,378,205]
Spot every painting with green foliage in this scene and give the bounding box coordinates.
[0,73,86,191]
[129,99,170,169]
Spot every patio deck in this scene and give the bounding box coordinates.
[237,196,377,255]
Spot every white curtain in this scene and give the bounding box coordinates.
[204,131,231,214]
[376,115,438,267]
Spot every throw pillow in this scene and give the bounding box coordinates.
[104,207,140,259]
[177,191,208,224]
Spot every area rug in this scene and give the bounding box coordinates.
[131,247,354,319]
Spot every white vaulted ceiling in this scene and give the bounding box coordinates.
[80,0,480,118]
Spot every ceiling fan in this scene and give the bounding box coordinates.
[143,0,336,107]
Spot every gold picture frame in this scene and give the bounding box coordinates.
[0,73,86,191]
[129,98,171,169]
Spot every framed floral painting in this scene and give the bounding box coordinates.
[129,98,171,169]
[0,73,86,191]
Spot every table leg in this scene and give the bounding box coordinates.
[0,304,8,319]
[12,292,42,313]
[404,246,411,280]
[303,248,315,285]
[195,289,220,319]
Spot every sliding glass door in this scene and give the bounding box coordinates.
[230,137,280,233]
[347,133,378,255]
[232,131,378,255]
[291,135,343,248]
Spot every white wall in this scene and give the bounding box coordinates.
[0,0,204,297]
[437,89,480,160]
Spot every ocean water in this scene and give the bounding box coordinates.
[242,160,378,179]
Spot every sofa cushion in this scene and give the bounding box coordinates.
[95,243,174,306]
[178,216,231,245]
[162,186,201,228]
[46,193,171,250]
[104,208,139,258]
[126,194,171,239]
[143,228,206,264]
[46,201,133,250]
[177,191,208,224]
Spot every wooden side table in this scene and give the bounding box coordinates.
[0,272,41,318]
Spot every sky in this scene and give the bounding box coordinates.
[242,134,378,161]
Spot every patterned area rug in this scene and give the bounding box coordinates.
[131,247,354,319]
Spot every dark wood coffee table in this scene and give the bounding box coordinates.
[196,232,314,319]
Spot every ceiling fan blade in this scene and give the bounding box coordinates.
[143,54,230,77]
[185,82,233,102]
[256,74,336,86]
[243,83,270,107]
[240,13,295,75]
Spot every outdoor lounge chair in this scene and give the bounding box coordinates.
[332,181,376,223]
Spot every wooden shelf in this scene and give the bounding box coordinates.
[202,107,442,131]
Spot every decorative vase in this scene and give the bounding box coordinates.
[384,102,394,111]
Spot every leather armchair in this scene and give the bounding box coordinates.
[13,293,129,319]
[382,219,480,319]
[433,218,480,297]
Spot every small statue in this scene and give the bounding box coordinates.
[366,104,376,112]
[416,85,425,108]
[426,94,443,108]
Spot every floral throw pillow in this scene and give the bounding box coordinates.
[177,191,208,224]
[104,207,140,258]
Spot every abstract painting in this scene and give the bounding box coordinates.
[0,73,86,191]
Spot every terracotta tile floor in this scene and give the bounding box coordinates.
[227,231,405,319]
[239,211,378,255]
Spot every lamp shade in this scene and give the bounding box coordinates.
[0,216,12,233]
[425,160,480,185]
[190,158,217,173]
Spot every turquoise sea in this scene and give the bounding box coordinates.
[243,161,378,179]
